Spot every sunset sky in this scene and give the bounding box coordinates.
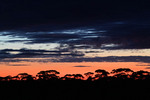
[0,0,150,77]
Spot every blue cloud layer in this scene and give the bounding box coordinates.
[1,19,150,50]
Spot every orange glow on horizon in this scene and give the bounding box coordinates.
[0,62,150,77]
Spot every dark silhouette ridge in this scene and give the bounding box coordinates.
[1,68,150,100]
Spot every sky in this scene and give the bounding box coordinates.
[0,0,150,77]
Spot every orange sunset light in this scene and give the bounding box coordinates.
[0,62,150,77]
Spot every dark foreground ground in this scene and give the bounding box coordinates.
[0,79,150,100]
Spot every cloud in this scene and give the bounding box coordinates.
[0,50,13,59]
[100,21,150,49]
[6,64,29,66]
[30,21,150,50]
[0,48,84,60]
[73,65,91,67]
[26,33,80,43]
[55,56,150,63]
[145,67,150,69]
[1,55,150,64]
[136,65,150,66]
[1,18,150,51]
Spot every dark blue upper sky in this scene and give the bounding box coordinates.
[0,0,150,30]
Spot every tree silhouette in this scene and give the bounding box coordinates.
[131,70,150,80]
[17,73,29,80]
[84,72,94,81]
[113,73,130,79]
[17,73,33,80]
[74,74,84,80]
[46,70,60,75]
[111,68,134,74]
[3,75,12,81]
[0,77,3,81]
[45,70,60,80]
[48,74,59,80]
[64,74,75,80]
[22,75,34,81]
[12,75,20,80]
[2,68,150,82]
[36,71,48,80]
[94,69,109,80]
[111,68,134,79]
[36,70,60,80]
[84,72,94,77]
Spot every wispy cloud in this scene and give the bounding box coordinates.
[1,56,150,64]
[145,67,150,69]
[0,48,84,60]
[73,65,91,67]
[6,64,29,66]
[55,56,150,63]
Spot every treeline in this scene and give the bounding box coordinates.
[1,68,150,81]
[1,68,150,100]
